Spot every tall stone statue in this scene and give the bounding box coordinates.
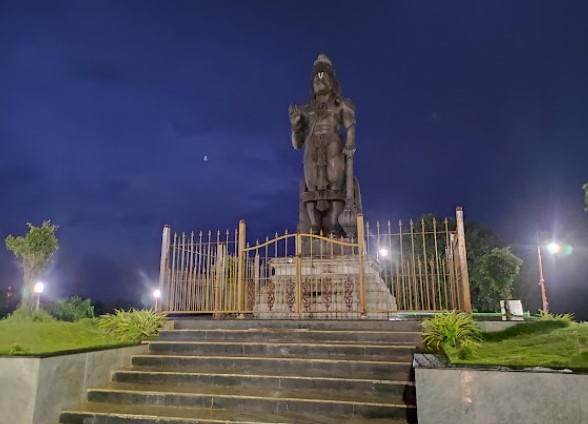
[289,54,362,237]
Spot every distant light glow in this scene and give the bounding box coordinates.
[33,282,45,294]
[378,248,389,258]
[547,242,561,254]
[153,289,161,299]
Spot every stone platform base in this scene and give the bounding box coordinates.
[252,256,396,317]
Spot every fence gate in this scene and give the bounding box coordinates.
[158,207,471,316]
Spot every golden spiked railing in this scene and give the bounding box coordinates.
[158,207,471,315]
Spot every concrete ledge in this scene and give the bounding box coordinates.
[0,344,147,424]
[475,320,524,333]
[414,354,588,424]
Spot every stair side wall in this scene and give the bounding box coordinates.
[0,345,147,424]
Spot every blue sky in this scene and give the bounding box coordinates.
[1,1,587,316]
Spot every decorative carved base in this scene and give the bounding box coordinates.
[253,256,397,319]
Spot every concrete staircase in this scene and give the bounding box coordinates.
[59,319,421,424]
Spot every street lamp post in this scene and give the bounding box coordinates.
[536,232,572,315]
[536,233,563,314]
[536,235,549,313]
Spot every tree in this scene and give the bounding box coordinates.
[5,221,59,311]
[475,247,523,316]
[415,215,504,312]
[583,182,588,212]
[378,214,526,312]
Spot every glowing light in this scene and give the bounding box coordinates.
[153,289,161,299]
[378,248,389,258]
[547,242,561,254]
[33,281,45,294]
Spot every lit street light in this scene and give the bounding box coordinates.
[547,242,561,255]
[378,247,389,258]
[33,281,45,311]
[153,288,161,311]
[536,233,571,314]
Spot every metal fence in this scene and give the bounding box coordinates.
[158,207,471,316]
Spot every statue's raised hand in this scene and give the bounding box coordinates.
[288,103,303,130]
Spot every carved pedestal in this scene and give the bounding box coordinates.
[253,256,397,318]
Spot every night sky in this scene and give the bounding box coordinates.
[1,1,587,317]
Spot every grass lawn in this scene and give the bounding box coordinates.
[0,319,135,356]
[445,321,588,371]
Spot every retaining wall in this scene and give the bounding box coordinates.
[0,345,147,424]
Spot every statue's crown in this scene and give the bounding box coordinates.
[313,54,333,68]
[312,54,335,78]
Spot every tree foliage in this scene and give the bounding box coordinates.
[411,215,535,313]
[415,215,504,312]
[583,182,588,212]
[475,247,523,315]
[50,296,94,322]
[5,221,59,311]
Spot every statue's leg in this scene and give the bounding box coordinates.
[298,180,311,234]
[306,202,321,234]
[326,141,345,191]
[326,140,345,235]
[329,200,344,235]
[303,145,319,191]
[303,145,321,233]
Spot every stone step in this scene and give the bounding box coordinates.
[172,318,422,332]
[120,363,415,382]
[58,318,421,424]
[60,401,415,424]
[159,329,423,344]
[131,354,414,377]
[86,382,417,419]
[113,367,415,395]
[147,340,416,359]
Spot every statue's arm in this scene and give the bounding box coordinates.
[341,98,356,155]
[289,104,306,150]
[291,126,305,150]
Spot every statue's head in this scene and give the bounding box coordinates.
[310,54,340,98]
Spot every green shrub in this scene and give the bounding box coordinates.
[50,296,94,322]
[4,307,56,322]
[537,309,575,323]
[422,310,482,350]
[97,308,167,342]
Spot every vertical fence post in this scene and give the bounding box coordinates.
[214,241,225,313]
[295,232,302,314]
[448,233,457,310]
[237,220,247,316]
[456,207,472,313]
[158,225,171,312]
[357,213,367,316]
